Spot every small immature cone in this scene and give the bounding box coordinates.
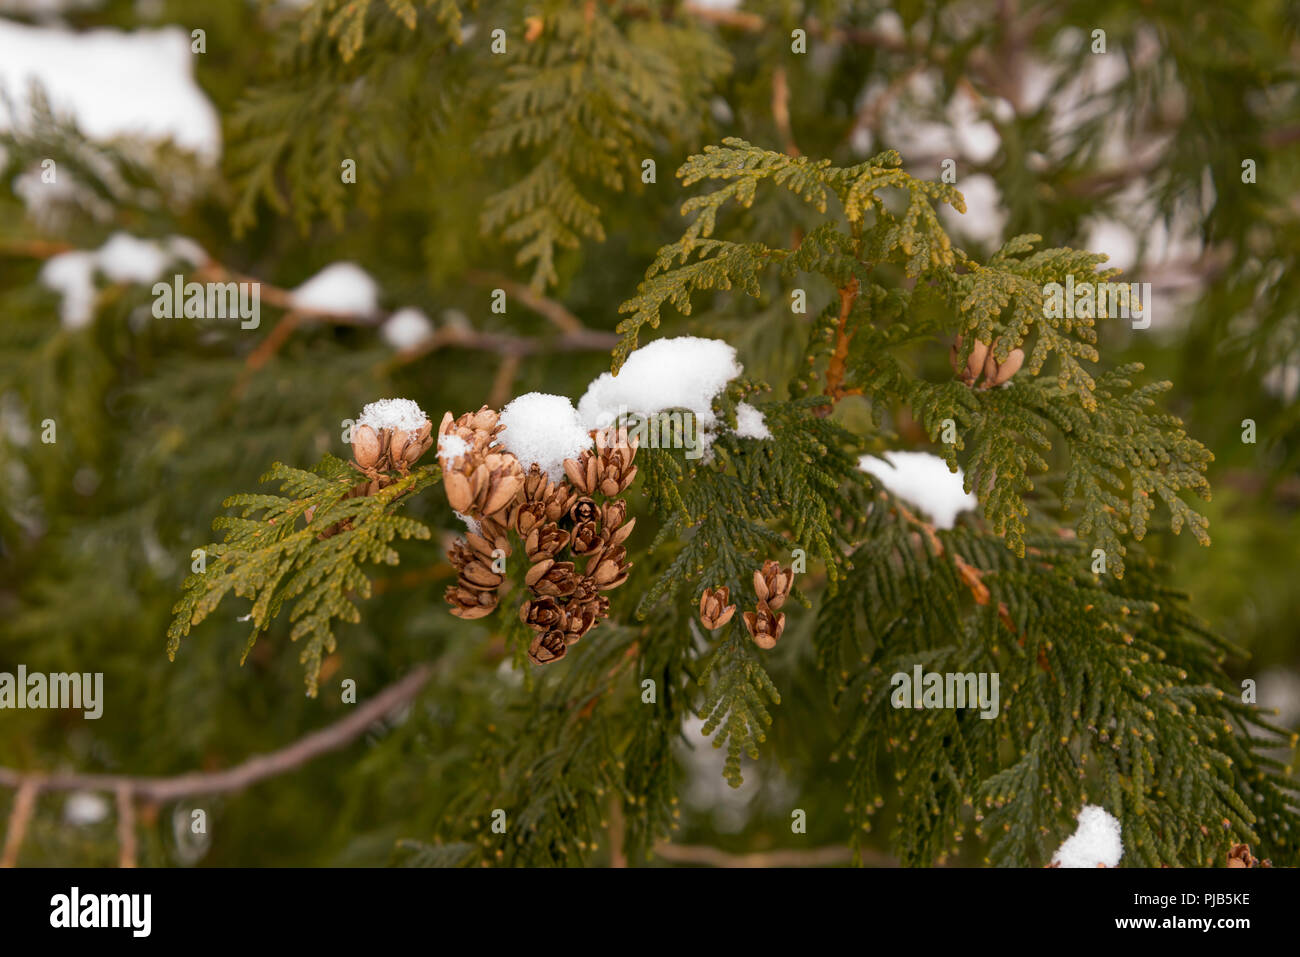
[528,629,568,665]
[753,560,793,611]
[949,335,990,387]
[743,600,786,650]
[980,347,1025,389]
[698,587,736,630]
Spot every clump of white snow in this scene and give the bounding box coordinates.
[497,393,593,482]
[290,262,379,318]
[0,21,221,160]
[38,250,98,329]
[734,402,772,440]
[381,307,435,351]
[95,232,171,283]
[436,432,470,466]
[37,231,201,328]
[1052,805,1123,868]
[858,450,979,530]
[578,336,742,433]
[357,398,427,433]
[62,790,110,827]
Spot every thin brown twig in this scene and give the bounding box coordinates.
[115,783,136,868]
[818,278,861,413]
[653,842,874,867]
[0,778,39,868]
[771,67,801,157]
[464,269,585,335]
[0,665,434,804]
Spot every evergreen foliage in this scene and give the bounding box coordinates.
[1,0,1297,870]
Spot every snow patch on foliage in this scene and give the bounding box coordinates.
[38,232,207,329]
[357,398,427,433]
[0,21,221,159]
[381,308,435,351]
[62,790,110,827]
[734,402,772,440]
[858,450,978,530]
[498,393,593,482]
[290,262,379,317]
[578,336,742,432]
[1052,805,1123,868]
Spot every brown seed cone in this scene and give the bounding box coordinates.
[525,523,571,562]
[563,452,600,495]
[600,499,627,530]
[519,596,565,631]
[743,600,786,650]
[562,599,604,643]
[445,583,498,619]
[1227,844,1262,868]
[542,483,578,523]
[443,452,525,519]
[527,560,579,598]
[569,520,603,555]
[594,424,638,463]
[571,576,600,605]
[602,515,636,546]
[570,497,599,524]
[464,527,508,564]
[508,499,548,537]
[698,587,737,630]
[528,629,568,665]
[519,464,552,504]
[353,419,434,477]
[753,560,793,610]
[438,406,504,454]
[586,542,631,590]
[458,559,504,591]
[352,424,382,471]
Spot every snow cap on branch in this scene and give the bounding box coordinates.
[858,450,978,530]
[290,262,379,318]
[578,335,742,432]
[1051,805,1123,868]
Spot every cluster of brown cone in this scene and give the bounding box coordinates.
[439,407,637,666]
[949,335,1025,389]
[699,560,793,650]
[311,414,438,538]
